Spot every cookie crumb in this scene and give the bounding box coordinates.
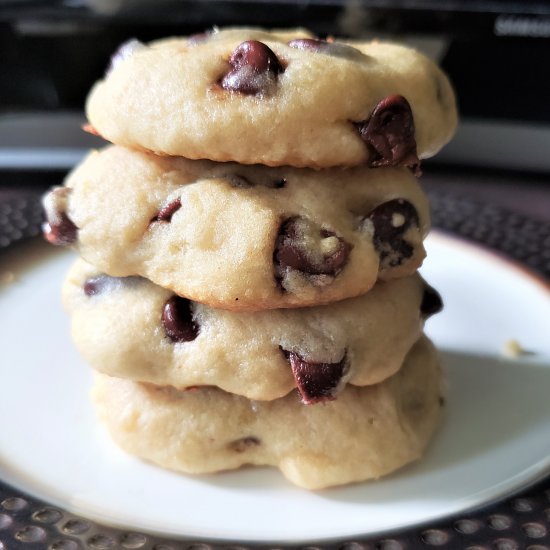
[501,339,532,358]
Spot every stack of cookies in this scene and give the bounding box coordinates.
[43,28,457,490]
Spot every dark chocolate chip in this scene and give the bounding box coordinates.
[274,217,350,286]
[288,38,364,60]
[281,348,348,405]
[83,274,142,296]
[355,95,420,173]
[151,197,182,223]
[42,187,77,246]
[363,198,419,269]
[229,40,282,75]
[84,275,114,296]
[228,436,261,453]
[221,40,283,95]
[420,283,443,318]
[43,214,77,246]
[162,296,199,343]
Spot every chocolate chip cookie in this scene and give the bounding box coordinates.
[92,336,443,490]
[86,28,457,168]
[64,258,442,402]
[44,146,430,310]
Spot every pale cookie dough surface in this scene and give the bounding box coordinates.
[85,28,457,168]
[44,146,430,310]
[92,337,443,490]
[63,259,440,402]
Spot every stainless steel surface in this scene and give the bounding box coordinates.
[0,113,102,169]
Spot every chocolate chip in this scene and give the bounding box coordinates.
[84,275,114,296]
[281,348,348,405]
[83,274,142,296]
[421,283,443,318]
[228,436,261,453]
[221,40,283,95]
[43,214,77,246]
[362,199,419,269]
[162,296,199,343]
[151,197,181,223]
[274,217,350,287]
[106,38,145,76]
[42,187,77,246]
[355,95,420,173]
[288,38,364,60]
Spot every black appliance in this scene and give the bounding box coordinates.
[1,0,549,172]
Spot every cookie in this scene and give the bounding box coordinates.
[44,146,430,310]
[85,28,457,168]
[64,258,442,402]
[92,336,443,490]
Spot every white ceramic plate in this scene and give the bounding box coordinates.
[0,232,549,544]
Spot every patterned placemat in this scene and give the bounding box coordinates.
[0,186,549,550]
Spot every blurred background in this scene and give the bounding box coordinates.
[0,0,549,250]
